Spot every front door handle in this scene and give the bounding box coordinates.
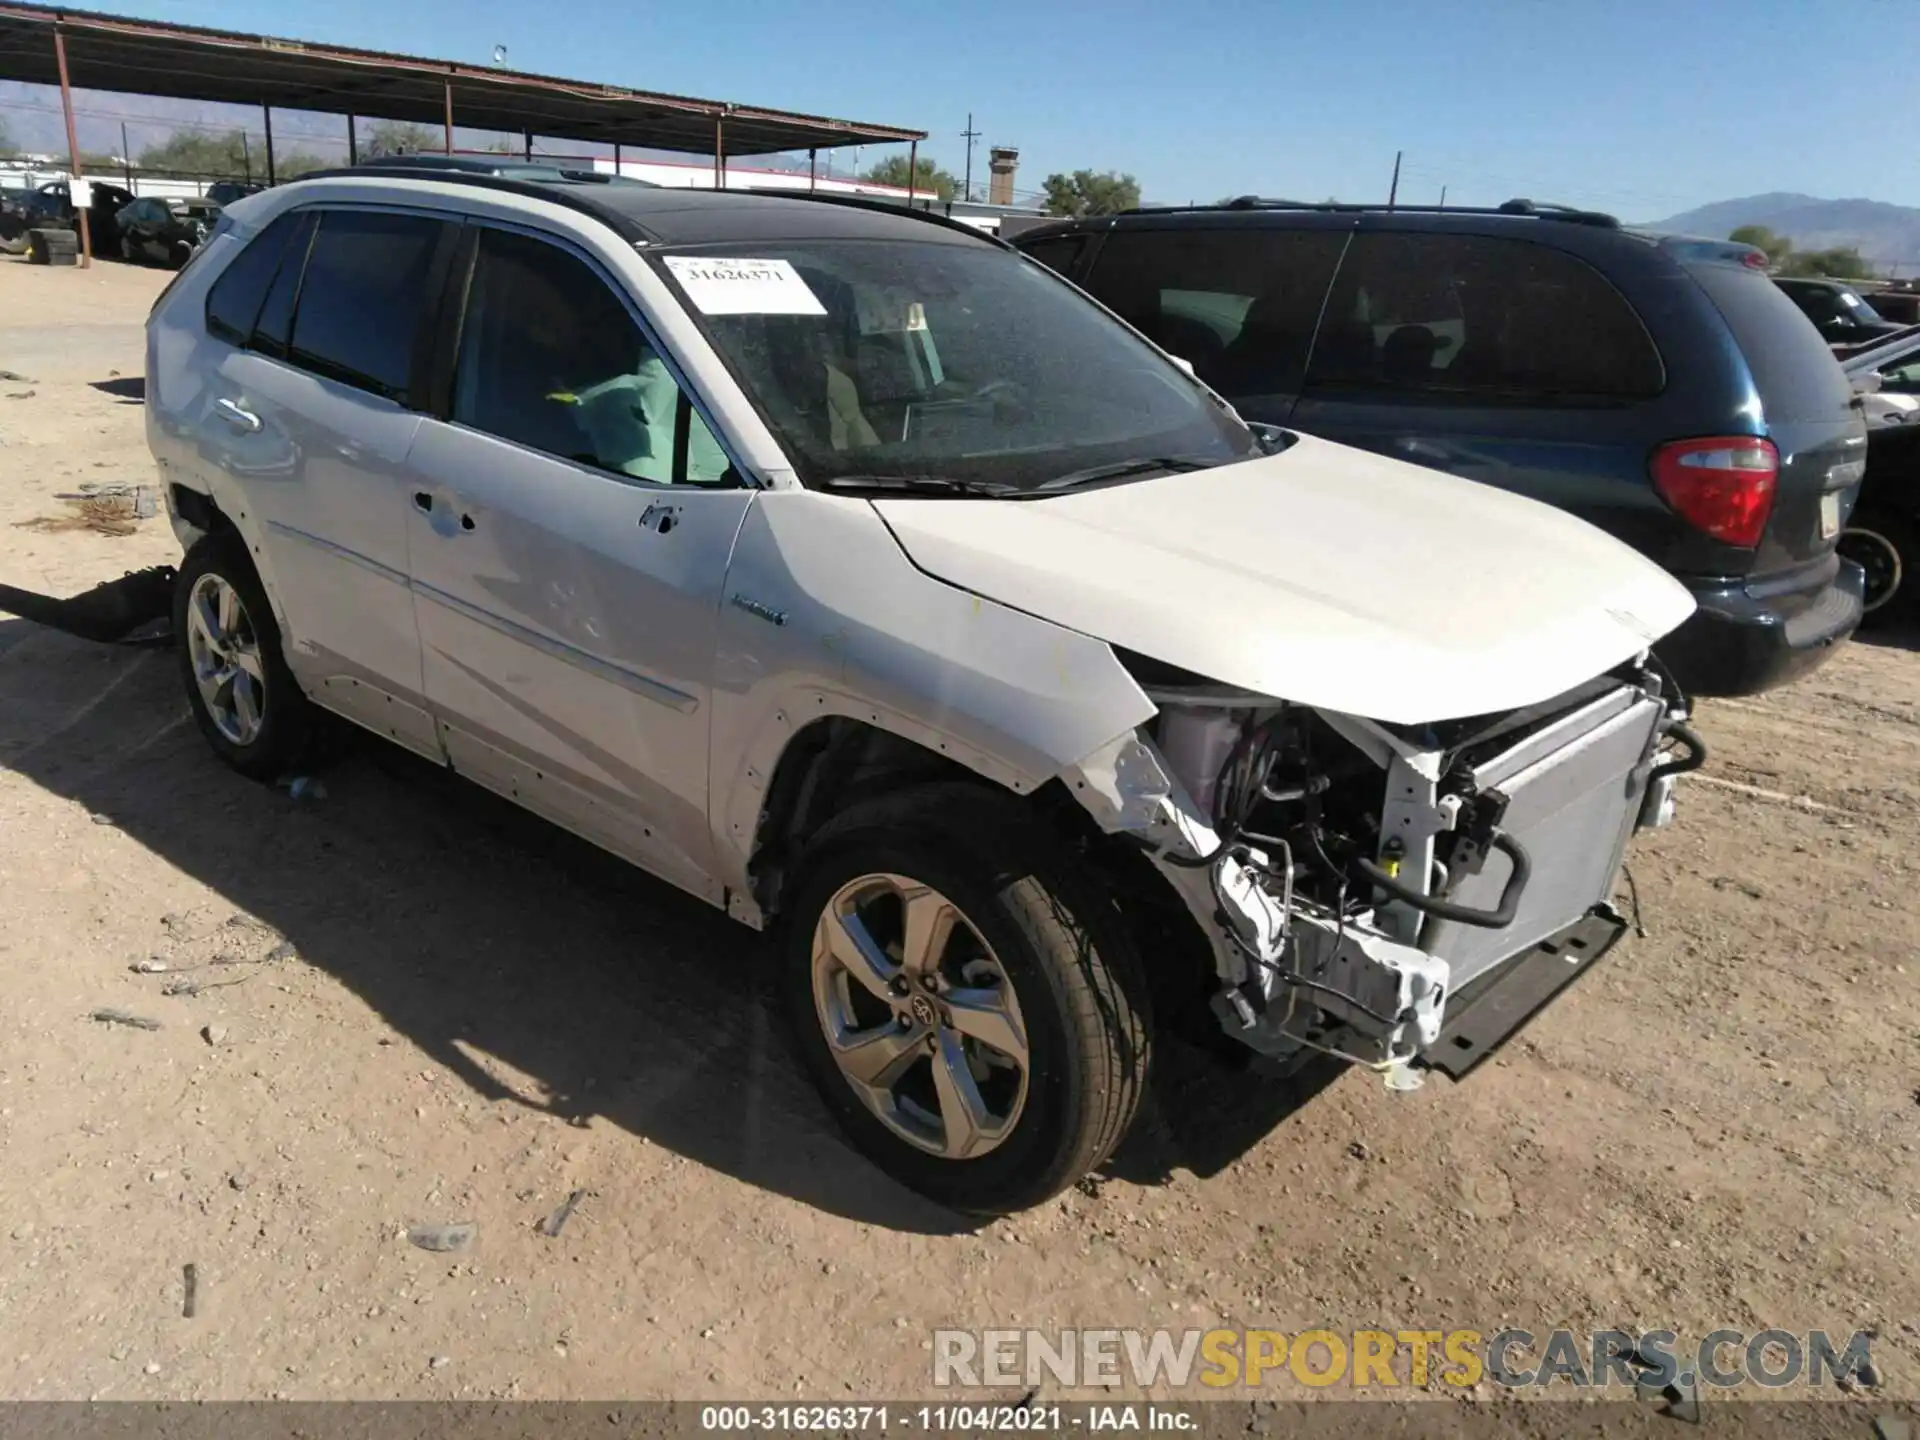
[639,501,681,535]
[214,397,260,433]
[413,491,434,514]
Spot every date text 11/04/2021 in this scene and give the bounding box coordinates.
[700,1406,1194,1432]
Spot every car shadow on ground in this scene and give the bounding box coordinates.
[89,375,145,402]
[0,618,1336,1229]
[1855,608,1920,653]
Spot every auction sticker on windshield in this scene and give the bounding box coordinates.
[663,256,827,316]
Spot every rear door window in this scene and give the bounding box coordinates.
[1079,226,1347,397]
[1307,233,1665,401]
[286,210,447,403]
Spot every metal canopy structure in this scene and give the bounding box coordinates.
[0,3,926,156]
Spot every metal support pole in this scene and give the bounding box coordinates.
[808,147,816,193]
[53,26,90,267]
[1387,149,1401,210]
[241,131,251,183]
[613,142,622,177]
[523,130,533,160]
[713,114,725,190]
[443,78,454,154]
[263,104,275,186]
[907,138,918,207]
[347,113,357,166]
[962,112,980,203]
[120,121,131,188]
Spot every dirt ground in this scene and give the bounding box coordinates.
[0,253,1916,1408]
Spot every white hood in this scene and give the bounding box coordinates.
[872,432,1696,725]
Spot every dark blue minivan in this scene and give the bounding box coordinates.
[1014,200,1867,696]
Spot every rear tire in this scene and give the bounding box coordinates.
[781,782,1151,1215]
[173,532,316,781]
[1841,517,1913,623]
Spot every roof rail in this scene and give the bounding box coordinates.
[1117,195,1620,228]
[288,166,656,241]
[731,187,1012,248]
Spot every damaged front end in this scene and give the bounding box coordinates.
[1066,657,1704,1076]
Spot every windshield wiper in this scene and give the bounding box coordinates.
[819,474,1022,498]
[1025,455,1218,495]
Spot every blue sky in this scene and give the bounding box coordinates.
[47,0,1920,217]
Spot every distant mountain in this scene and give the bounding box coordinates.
[1648,192,1920,272]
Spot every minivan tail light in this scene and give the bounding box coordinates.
[1650,436,1779,548]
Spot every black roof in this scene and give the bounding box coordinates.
[0,1,923,155]
[292,168,1003,248]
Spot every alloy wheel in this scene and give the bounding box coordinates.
[810,873,1030,1159]
[184,572,268,746]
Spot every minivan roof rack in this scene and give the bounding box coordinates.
[1120,195,1621,228]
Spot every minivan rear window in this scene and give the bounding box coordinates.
[1686,262,1855,423]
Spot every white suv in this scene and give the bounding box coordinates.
[146,170,1701,1215]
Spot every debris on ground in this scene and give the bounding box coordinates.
[0,566,177,643]
[89,1008,161,1031]
[14,488,155,537]
[536,1189,587,1239]
[280,775,328,803]
[227,1171,252,1193]
[7,389,35,400]
[201,1024,228,1047]
[129,958,170,974]
[264,940,298,964]
[407,1222,476,1254]
[163,974,253,998]
[182,1263,198,1319]
[0,369,36,383]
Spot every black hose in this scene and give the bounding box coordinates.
[1650,719,1707,778]
[1353,831,1532,931]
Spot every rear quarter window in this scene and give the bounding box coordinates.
[203,210,304,345]
[1686,262,1854,422]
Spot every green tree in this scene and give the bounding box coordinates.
[362,121,444,159]
[137,129,255,179]
[275,151,329,179]
[1041,169,1141,218]
[862,153,956,201]
[1779,246,1875,280]
[1729,224,1793,268]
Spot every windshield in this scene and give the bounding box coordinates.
[649,238,1256,491]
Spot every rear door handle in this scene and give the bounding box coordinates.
[413,491,434,514]
[214,397,260,433]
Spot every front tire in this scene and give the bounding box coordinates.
[781,783,1151,1215]
[174,532,315,780]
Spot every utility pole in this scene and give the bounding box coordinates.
[1387,150,1402,210]
[121,121,131,188]
[961,112,981,203]
[1439,184,1447,209]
